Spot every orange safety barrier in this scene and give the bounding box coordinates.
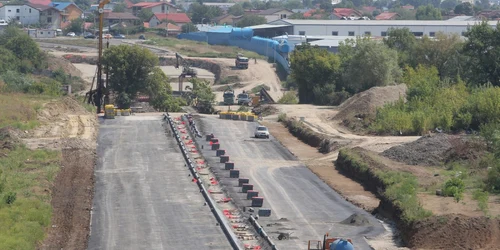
[192,178,197,183]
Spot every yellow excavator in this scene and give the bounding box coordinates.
[308,233,354,250]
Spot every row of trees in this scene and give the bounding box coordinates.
[290,22,500,106]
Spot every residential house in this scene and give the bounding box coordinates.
[90,3,115,12]
[477,10,500,20]
[156,22,181,36]
[375,12,400,20]
[27,0,51,6]
[401,4,415,10]
[130,2,176,16]
[0,4,40,25]
[148,13,190,27]
[202,2,235,12]
[30,3,61,29]
[213,14,237,25]
[303,9,327,19]
[257,8,294,23]
[49,2,83,29]
[330,8,363,20]
[361,6,376,14]
[103,12,140,27]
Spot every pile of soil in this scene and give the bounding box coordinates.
[407,214,500,250]
[46,55,83,78]
[0,127,19,150]
[333,84,407,123]
[38,97,91,123]
[340,213,370,226]
[381,134,485,166]
[252,104,279,117]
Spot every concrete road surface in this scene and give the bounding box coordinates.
[196,116,386,250]
[88,115,232,250]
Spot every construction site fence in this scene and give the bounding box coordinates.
[219,111,257,121]
[178,32,290,74]
[164,113,244,250]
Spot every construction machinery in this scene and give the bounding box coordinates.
[223,86,235,105]
[235,53,249,69]
[237,91,251,105]
[175,52,197,92]
[308,233,354,250]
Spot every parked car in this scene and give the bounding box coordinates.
[138,35,146,40]
[84,33,96,39]
[254,125,270,139]
[114,34,125,39]
[104,34,113,39]
[67,32,76,37]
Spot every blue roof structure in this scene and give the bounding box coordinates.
[49,2,73,11]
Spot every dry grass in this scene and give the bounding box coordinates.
[145,37,266,59]
[0,94,52,130]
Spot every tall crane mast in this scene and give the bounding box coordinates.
[95,0,110,114]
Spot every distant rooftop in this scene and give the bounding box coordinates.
[270,19,498,26]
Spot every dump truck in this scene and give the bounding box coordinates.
[308,233,354,250]
[235,53,249,69]
[223,89,235,105]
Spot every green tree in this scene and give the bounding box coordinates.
[0,26,23,46]
[290,43,342,104]
[188,3,223,23]
[440,0,459,10]
[235,15,267,27]
[462,22,500,86]
[289,12,307,19]
[228,4,245,16]
[5,34,44,71]
[284,0,303,9]
[0,47,20,74]
[340,38,402,93]
[145,67,183,112]
[102,45,160,100]
[64,17,84,34]
[393,8,416,20]
[413,33,464,80]
[187,78,216,113]
[416,4,442,20]
[113,3,127,13]
[454,2,474,15]
[181,23,198,33]
[384,28,418,67]
[138,9,154,22]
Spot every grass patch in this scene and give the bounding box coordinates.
[35,38,98,48]
[0,94,54,130]
[337,148,433,224]
[144,38,266,59]
[0,145,61,249]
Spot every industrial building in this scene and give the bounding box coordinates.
[265,19,498,37]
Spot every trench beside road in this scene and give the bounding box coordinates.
[88,115,232,250]
[197,115,386,250]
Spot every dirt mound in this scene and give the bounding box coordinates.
[340,213,370,226]
[381,134,485,166]
[333,84,407,122]
[408,214,500,250]
[46,55,82,78]
[0,127,20,150]
[38,97,91,123]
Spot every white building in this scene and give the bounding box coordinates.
[202,2,235,12]
[267,19,498,37]
[0,4,40,25]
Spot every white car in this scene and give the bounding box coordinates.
[254,125,270,139]
[67,32,76,37]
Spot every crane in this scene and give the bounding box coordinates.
[175,52,197,92]
[85,0,110,113]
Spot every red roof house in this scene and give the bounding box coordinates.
[148,13,191,27]
[375,12,400,20]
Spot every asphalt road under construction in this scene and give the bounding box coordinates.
[196,115,386,250]
[88,115,232,250]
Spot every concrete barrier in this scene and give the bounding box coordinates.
[238,178,249,187]
[225,162,235,170]
[220,155,229,163]
[165,113,243,250]
[216,149,226,156]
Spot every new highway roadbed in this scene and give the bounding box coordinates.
[88,115,232,250]
[195,115,386,250]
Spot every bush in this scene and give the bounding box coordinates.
[0,71,34,93]
[25,79,62,96]
[442,177,465,202]
[277,112,287,122]
[472,190,489,214]
[278,91,299,104]
[3,192,16,205]
[115,92,131,109]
